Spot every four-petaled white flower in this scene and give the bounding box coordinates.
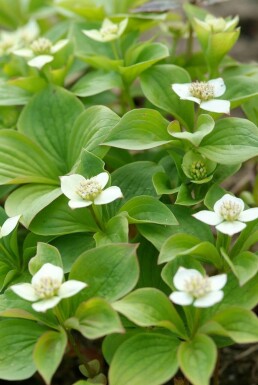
[0,215,21,238]
[13,37,68,69]
[193,194,258,236]
[169,267,227,308]
[194,14,239,33]
[172,77,230,114]
[82,18,128,43]
[11,263,87,312]
[0,20,39,56]
[60,172,123,209]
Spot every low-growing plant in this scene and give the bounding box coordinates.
[0,0,257,384]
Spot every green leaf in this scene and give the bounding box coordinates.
[158,233,222,268]
[68,105,120,166]
[0,130,60,184]
[29,243,63,276]
[51,233,95,273]
[30,196,99,236]
[108,161,161,216]
[119,196,178,225]
[161,256,205,290]
[5,184,61,227]
[94,214,129,246]
[120,42,169,84]
[224,75,258,108]
[113,288,186,337]
[33,329,67,385]
[138,205,213,251]
[200,273,258,323]
[109,333,179,385]
[212,307,258,343]
[76,150,106,178]
[232,251,258,286]
[0,84,31,106]
[104,108,172,150]
[178,334,217,385]
[0,319,48,380]
[71,70,122,97]
[168,114,215,147]
[18,85,84,173]
[242,95,258,125]
[102,331,142,365]
[199,117,258,164]
[65,298,124,339]
[70,243,139,302]
[140,64,195,129]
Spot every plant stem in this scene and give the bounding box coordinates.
[111,41,120,60]
[67,331,95,378]
[216,232,231,254]
[213,350,220,385]
[191,307,201,337]
[186,24,194,60]
[91,204,105,231]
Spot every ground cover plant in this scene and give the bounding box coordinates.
[0,0,257,384]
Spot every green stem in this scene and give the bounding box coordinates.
[186,23,193,60]
[122,80,135,110]
[216,232,231,254]
[111,41,120,60]
[191,307,201,337]
[91,204,105,232]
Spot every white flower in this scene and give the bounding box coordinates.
[82,18,128,42]
[0,215,21,238]
[13,37,68,69]
[60,172,123,209]
[11,263,87,312]
[0,20,39,56]
[169,267,227,308]
[193,194,258,236]
[194,14,239,33]
[172,78,230,114]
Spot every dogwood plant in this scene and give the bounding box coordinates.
[60,172,123,208]
[170,267,227,307]
[172,78,230,113]
[193,194,258,235]
[0,2,257,385]
[82,18,128,43]
[11,263,87,312]
[13,37,68,69]
[0,215,21,238]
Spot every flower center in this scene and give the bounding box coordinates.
[184,276,211,298]
[189,81,214,101]
[100,25,119,37]
[76,178,102,201]
[205,15,227,32]
[219,200,242,221]
[190,161,207,180]
[33,277,60,299]
[30,37,52,54]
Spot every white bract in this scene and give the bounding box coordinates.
[60,172,123,209]
[0,215,21,238]
[13,37,68,69]
[0,20,39,56]
[172,77,230,114]
[11,263,87,312]
[193,194,258,236]
[194,14,239,33]
[169,267,227,308]
[82,18,128,42]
